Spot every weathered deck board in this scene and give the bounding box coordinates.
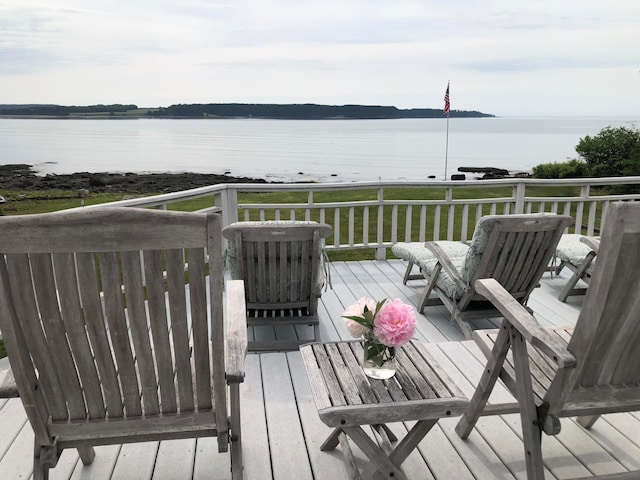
[1,260,639,479]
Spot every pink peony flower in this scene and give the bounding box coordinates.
[343,297,377,338]
[373,298,417,347]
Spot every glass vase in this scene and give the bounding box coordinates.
[362,338,397,379]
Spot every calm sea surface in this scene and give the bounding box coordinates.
[1,116,637,182]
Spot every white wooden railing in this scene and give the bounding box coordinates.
[79,176,640,260]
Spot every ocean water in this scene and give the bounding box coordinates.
[1,116,637,182]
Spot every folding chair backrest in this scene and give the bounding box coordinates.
[0,208,226,444]
[559,202,640,394]
[462,214,573,302]
[223,221,331,314]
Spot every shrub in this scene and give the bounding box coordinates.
[532,159,588,179]
[576,126,640,177]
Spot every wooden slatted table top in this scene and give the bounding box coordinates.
[300,340,470,428]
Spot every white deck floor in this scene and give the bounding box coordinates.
[2,259,639,479]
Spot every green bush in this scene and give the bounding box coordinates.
[532,159,588,179]
[533,126,640,183]
[576,125,640,177]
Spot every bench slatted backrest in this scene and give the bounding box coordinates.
[547,202,640,412]
[0,208,226,446]
[223,222,331,313]
[460,214,573,308]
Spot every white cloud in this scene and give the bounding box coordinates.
[1,0,639,114]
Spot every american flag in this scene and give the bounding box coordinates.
[443,82,450,115]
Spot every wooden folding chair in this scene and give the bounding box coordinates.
[456,202,640,479]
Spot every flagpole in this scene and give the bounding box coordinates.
[443,81,450,180]
[444,112,450,180]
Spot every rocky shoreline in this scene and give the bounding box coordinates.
[0,164,271,194]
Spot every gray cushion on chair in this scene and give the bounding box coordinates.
[461,219,491,284]
[556,234,597,275]
[392,241,468,266]
[419,218,492,300]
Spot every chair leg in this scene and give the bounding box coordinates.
[511,327,545,480]
[313,323,320,342]
[557,252,595,302]
[419,264,441,313]
[229,383,244,480]
[320,427,343,451]
[32,463,49,480]
[557,270,584,302]
[456,325,512,439]
[402,262,414,284]
[577,415,600,429]
[78,446,95,465]
[33,442,52,480]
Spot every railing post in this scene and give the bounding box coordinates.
[514,181,526,214]
[575,184,590,234]
[218,186,238,228]
[376,185,386,261]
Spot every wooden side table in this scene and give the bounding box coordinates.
[300,340,469,480]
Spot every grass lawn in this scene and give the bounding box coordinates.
[0,190,137,215]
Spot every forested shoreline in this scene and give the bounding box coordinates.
[0,103,494,119]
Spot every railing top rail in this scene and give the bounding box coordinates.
[73,175,640,212]
[222,176,640,192]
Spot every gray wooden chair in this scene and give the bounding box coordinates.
[418,214,573,338]
[0,208,247,480]
[554,234,600,302]
[455,201,640,480]
[223,221,332,351]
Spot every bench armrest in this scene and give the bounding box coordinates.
[426,242,468,291]
[475,278,576,368]
[225,280,248,384]
[580,236,600,253]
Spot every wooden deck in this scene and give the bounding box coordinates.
[2,259,640,479]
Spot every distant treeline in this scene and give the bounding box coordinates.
[0,104,138,116]
[151,103,493,119]
[0,103,494,119]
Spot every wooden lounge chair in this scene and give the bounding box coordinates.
[555,234,600,302]
[0,208,247,480]
[418,213,573,338]
[222,220,332,351]
[455,201,640,480]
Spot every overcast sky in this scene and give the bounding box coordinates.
[1,0,639,116]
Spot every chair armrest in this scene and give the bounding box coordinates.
[425,242,468,290]
[225,280,248,384]
[580,236,600,253]
[0,367,19,398]
[475,278,576,368]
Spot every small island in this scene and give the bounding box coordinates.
[0,103,494,119]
